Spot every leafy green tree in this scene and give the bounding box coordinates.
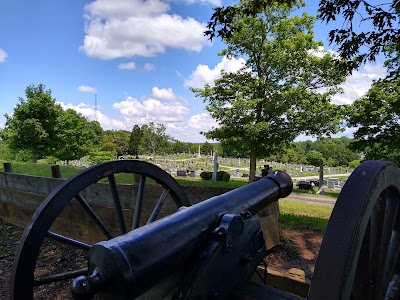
[114,130,130,158]
[0,84,62,162]
[348,78,400,164]
[141,123,170,155]
[88,120,103,149]
[202,141,214,155]
[306,150,324,167]
[128,125,143,158]
[193,1,346,181]
[99,130,130,158]
[54,109,98,165]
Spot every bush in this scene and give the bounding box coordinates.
[217,170,230,182]
[348,159,361,169]
[88,151,115,165]
[200,171,212,180]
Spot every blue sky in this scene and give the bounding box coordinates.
[0,0,388,142]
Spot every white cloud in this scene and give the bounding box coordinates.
[58,102,125,130]
[81,0,208,60]
[185,56,246,88]
[77,85,97,94]
[332,63,387,105]
[184,0,221,6]
[113,96,189,125]
[118,61,136,70]
[0,48,8,63]
[144,63,155,72]
[151,87,176,101]
[165,113,217,142]
[59,89,218,142]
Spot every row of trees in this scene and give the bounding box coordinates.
[0,85,218,163]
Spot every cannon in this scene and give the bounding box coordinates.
[9,160,400,299]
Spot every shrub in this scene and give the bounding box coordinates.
[348,159,361,169]
[200,171,212,180]
[88,151,115,165]
[217,170,230,182]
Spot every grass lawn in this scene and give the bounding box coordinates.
[279,199,333,232]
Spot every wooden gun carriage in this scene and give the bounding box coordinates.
[9,160,400,299]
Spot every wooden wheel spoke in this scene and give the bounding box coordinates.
[75,193,113,239]
[34,268,88,286]
[108,174,127,234]
[147,188,170,224]
[132,174,146,230]
[46,231,91,251]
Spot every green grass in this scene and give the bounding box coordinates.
[279,199,333,232]
[291,187,340,199]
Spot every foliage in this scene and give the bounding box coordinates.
[318,0,400,78]
[348,159,361,169]
[1,84,62,162]
[306,150,323,167]
[217,170,231,182]
[202,141,214,155]
[100,130,130,157]
[88,151,116,165]
[200,171,213,180]
[193,1,346,181]
[348,78,400,164]
[141,122,170,155]
[128,125,143,158]
[206,1,399,79]
[54,109,98,164]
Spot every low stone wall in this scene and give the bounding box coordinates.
[0,171,280,248]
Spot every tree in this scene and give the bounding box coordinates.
[306,150,324,166]
[141,123,170,155]
[193,1,346,181]
[128,125,143,158]
[348,78,400,164]
[318,0,400,78]
[202,141,214,155]
[0,84,62,162]
[207,1,399,78]
[54,109,98,165]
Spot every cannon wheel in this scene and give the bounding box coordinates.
[11,160,190,299]
[309,161,400,299]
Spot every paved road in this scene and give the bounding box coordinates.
[284,193,336,206]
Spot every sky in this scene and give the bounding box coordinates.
[0,0,388,143]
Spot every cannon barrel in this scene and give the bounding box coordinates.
[72,171,292,299]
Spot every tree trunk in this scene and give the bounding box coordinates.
[32,153,37,163]
[249,149,257,183]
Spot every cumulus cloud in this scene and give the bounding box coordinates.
[144,63,155,72]
[113,96,189,124]
[185,56,246,88]
[58,102,125,130]
[332,63,387,105]
[151,87,176,101]
[118,61,136,70]
[165,113,217,142]
[0,48,8,63]
[77,85,97,94]
[81,0,208,60]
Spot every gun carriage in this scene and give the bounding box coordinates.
[8,160,400,299]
